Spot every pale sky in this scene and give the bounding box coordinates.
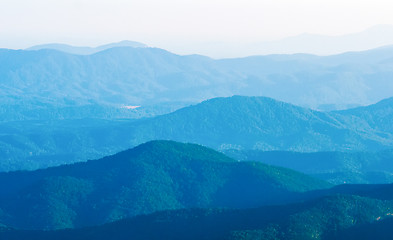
[1,0,393,56]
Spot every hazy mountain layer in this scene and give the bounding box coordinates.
[2,44,393,116]
[26,40,147,55]
[0,100,192,122]
[184,25,393,58]
[225,149,393,184]
[2,96,393,172]
[126,96,393,151]
[0,47,232,107]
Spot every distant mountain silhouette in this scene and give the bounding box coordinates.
[2,43,393,117]
[256,24,393,55]
[198,24,393,58]
[26,40,147,55]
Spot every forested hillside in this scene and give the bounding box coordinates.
[0,141,329,230]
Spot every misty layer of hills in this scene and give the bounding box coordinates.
[2,43,393,123]
[2,41,393,239]
[225,149,393,184]
[26,40,148,55]
[1,96,393,177]
[204,24,393,57]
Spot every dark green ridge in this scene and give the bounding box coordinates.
[2,193,393,240]
[0,140,330,230]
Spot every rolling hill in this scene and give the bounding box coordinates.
[127,96,393,151]
[2,96,393,172]
[336,97,393,134]
[0,140,330,230]
[0,46,232,108]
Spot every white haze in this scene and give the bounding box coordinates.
[1,0,393,57]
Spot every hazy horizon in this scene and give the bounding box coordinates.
[2,0,393,57]
[6,24,393,58]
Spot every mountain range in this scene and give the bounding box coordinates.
[2,42,393,123]
[2,37,393,239]
[201,24,393,58]
[2,95,393,174]
[171,25,393,58]
[26,40,147,55]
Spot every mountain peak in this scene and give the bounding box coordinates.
[95,40,147,51]
[0,140,329,230]
[125,140,235,164]
[196,95,307,114]
[26,40,147,55]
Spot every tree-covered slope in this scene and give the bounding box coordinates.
[225,149,393,184]
[127,96,392,152]
[1,194,392,240]
[331,217,393,240]
[0,140,330,230]
[2,96,393,172]
[3,45,393,121]
[0,47,233,108]
[336,97,393,134]
[0,46,219,121]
